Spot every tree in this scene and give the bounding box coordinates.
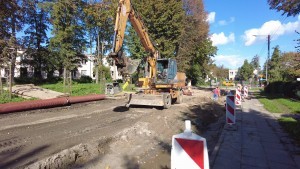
[23,0,49,79]
[280,52,300,81]
[296,31,300,53]
[180,0,216,84]
[250,55,260,82]
[239,59,254,82]
[268,0,300,17]
[209,64,229,81]
[48,0,87,94]
[125,25,147,60]
[0,0,25,81]
[268,46,282,82]
[131,0,185,58]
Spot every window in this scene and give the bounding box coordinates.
[82,59,87,65]
[81,70,87,76]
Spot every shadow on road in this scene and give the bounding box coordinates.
[0,144,50,169]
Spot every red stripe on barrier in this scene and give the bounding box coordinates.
[175,138,204,169]
[228,96,234,102]
[228,105,234,115]
[227,117,233,123]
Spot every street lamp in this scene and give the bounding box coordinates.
[253,34,270,82]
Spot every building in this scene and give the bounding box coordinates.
[0,51,122,81]
[229,69,238,80]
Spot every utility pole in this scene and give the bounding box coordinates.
[266,35,270,82]
[253,34,271,82]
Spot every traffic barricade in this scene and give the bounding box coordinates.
[171,120,209,169]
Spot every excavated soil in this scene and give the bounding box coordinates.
[3,88,226,169]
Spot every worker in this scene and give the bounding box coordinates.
[212,86,221,101]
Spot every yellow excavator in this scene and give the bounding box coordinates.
[107,0,186,109]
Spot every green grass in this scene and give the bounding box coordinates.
[0,91,36,104]
[40,82,104,96]
[40,81,136,96]
[255,91,300,144]
[278,117,300,144]
[277,98,300,114]
[255,92,300,114]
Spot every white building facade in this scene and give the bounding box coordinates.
[1,52,123,81]
[229,69,238,80]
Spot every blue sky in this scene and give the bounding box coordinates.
[204,0,300,70]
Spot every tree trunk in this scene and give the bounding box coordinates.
[69,71,72,95]
[63,67,66,94]
[0,71,2,95]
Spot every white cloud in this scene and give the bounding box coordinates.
[210,32,235,46]
[218,17,235,26]
[243,17,300,46]
[207,12,216,24]
[213,54,244,69]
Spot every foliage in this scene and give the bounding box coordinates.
[94,65,112,82]
[296,31,300,53]
[250,55,260,82]
[83,0,116,50]
[238,59,254,81]
[74,75,93,83]
[14,76,62,85]
[125,25,147,59]
[22,0,49,79]
[131,0,184,58]
[250,55,260,70]
[264,81,300,99]
[268,46,283,82]
[281,52,300,81]
[0,0,25,79]
[180,0,216,84]
[268,0,300,17]
[48,0,87,71]
[208,64,229,81]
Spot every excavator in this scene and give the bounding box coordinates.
[106,0,186,109]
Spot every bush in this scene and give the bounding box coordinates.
[75,76,93,83]
[264,81,300,99]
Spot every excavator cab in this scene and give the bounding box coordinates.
[156,58,177,84]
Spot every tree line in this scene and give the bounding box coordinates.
[0,0,217,92]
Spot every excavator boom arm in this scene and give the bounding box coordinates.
[112,0,156,55]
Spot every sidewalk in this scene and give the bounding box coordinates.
[11,84,65,99]
[210,97,300,169]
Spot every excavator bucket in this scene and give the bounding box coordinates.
[126,59,141,75]
[125,93,172,109]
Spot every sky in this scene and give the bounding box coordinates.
[204,0,300,70]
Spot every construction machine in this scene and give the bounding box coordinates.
[107,0,186,109]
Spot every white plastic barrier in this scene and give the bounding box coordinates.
[244,86,248,98]
[226,95,236,124]
[171,120,209,169]
[235,88,241,105]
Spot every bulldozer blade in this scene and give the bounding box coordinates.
[126,59,141,75]
[126,93,164,108]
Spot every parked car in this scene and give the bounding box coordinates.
[222,80,235,86]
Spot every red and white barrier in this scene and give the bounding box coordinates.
[243,86,248,98]
[226,95,236,124]
[235,88,241,105]
[171,120,209,169]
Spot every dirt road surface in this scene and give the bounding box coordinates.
[0,88,226,169]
